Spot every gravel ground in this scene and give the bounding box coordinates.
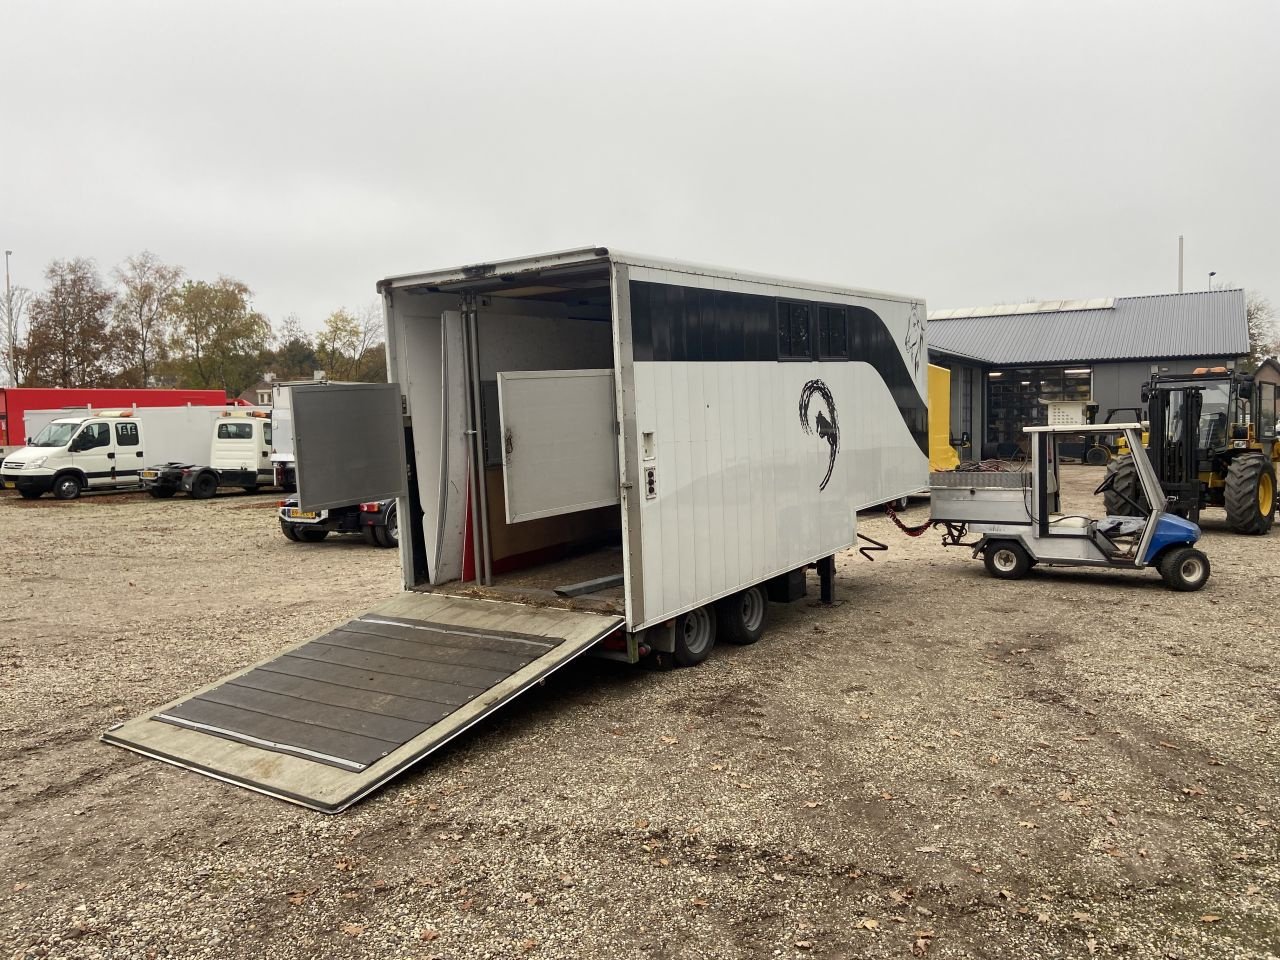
[1,468,1276,960]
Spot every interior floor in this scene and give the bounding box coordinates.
[419,542,625,616]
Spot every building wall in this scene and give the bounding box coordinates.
[1091,357,1238,415]
[1254,361,1280,387]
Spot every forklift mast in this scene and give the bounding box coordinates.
[1145,382,1204,520]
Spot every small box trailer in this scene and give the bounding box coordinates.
[105,248,929,812]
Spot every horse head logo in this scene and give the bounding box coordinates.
[903,301,924,376]
[799,380,839,491]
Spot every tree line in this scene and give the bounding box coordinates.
[0,253,386,398]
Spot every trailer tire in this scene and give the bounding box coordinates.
[190,472,217,500]
[1224,454,1276,535]
[298,528,329,542]
[52,473,83,500]
[673,606,716,667]
[983,540,1032,580]
[374,503,399,548]
[18,488,42,500]
[715,585,769,645]
[1102,455,1146,517]
[362,525,378,546]
[1158,546,1210,591]
[149,487,175,499]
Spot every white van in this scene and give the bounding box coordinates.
[1,413,149,499]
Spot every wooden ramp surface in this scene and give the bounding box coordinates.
[103,594,622,812]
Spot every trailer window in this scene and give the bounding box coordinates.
[217,422,254,440]
[818,307,848,359]
[114,422,139,446]
[777,302,813,360]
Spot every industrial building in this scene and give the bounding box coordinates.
[928,289,1249,459]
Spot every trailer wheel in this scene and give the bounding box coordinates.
[149,487,175,499]
[1224,454,1276,534]
[715,585,769,645]
[374,503,399,548]
[361,525,378,546]
[52,473,83,501]
[190,472,217,500]
[983,540,1032,580]
[1158,546,1210,592]
[279,520,301,542]
[298,528,329,542]
[673,606,716,667]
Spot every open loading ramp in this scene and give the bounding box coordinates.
[103,594,622,813]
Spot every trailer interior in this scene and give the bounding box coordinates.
[391,257,627,611]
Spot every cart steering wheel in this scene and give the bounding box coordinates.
[1093,472,1116,496]
[1093,467,1151,516]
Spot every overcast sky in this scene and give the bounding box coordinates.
[3,0,1277,331]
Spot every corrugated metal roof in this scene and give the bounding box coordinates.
[927,289,1248,365]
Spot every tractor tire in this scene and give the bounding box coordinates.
[1157,546,1211,592]
[1224,454,1276,534]
[1102,455,1146,517]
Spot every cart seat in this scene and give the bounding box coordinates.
[1048,515,1091,529]
[1095,516,1145,537]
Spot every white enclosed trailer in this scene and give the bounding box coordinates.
[105,248,929,812]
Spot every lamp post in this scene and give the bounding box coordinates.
[4,250,11,388]
[1208,270,1216,290]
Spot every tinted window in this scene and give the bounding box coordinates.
[78,423,110,449]
[115,421,139,446]
[778,302,813,360]
[217,422,254,440]
[818,306,848,359]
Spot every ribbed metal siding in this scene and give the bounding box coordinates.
[928,289,1247,365]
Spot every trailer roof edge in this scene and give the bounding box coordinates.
[376,247,923,305]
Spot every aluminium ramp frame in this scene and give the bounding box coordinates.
[103,593,622,813]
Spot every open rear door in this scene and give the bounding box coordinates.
[103,594,622,813]
[497,369,619,523]
[292,381,408,511]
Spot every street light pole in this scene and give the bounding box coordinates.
[1208,270,1217,290]
[3,250,12,388]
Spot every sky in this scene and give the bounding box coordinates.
[3,0,1278,332]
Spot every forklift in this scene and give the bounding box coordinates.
[1103,367,1279,534]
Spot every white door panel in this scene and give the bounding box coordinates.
[496,369,619,523]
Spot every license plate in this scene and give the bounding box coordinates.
[140,469,158,480]
[285,509,318,520]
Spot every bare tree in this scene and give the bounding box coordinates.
[22,259,116,387]
[1,284,33,387]
[1247,292,1277,367]
[111,252,184,387]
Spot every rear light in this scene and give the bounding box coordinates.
[277,500,287,507]
[359,502,381,513]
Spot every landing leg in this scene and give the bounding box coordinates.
[817,555,835,604]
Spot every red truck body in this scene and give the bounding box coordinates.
[0,388,230,446]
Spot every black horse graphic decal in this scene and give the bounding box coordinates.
[799,379,839,491]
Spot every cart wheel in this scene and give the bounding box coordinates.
[983,540,1032,580]
[715,585,769,645]
[1158,547,1210,592]
[673,606,716,667]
